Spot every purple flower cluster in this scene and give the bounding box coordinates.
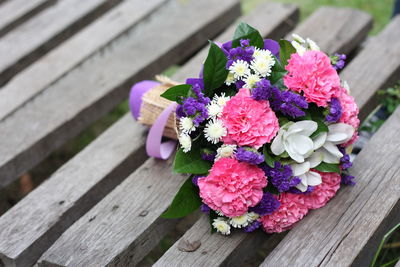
[192,175,201,186]
[262,162,301,192]
[201,152,216,162]
[250,192,280,215]
[224,39,255,68]
[326,97,342,122]
[176,79,210,126]
[243,220,261,232]
[251,79,308,118]
[289,185,315,194]
[332,53,346,70]
[341,174,355,186]
[339,147,352,170]
[235,147,264,165]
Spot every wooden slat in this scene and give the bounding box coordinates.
[36,3,299,266]
[154,7,373,267]
[261,107,400,267]
[0,0,241,188]
[341,15,400,121]
[0,0,121,86]
[0,0,168,121]
[0,115,147,267]
[172,1,299,82]
[0,0,54,38]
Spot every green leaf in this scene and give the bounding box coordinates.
[160,84,191,102]
[173,147,212,174]
[314,162,340,173]
[269,55,287,84]
[278,40,296,66]
[203,42,229,95]
[263,145,276,168]
[162,176,202,218]
[232,22,264,48]
[310,118,329,139]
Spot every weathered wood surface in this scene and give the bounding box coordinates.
[0,0,53,38]
[0,115,147,267]
[341,15,400,121]
[0,0,121,86]
[36,3,298,266]
[0,0,168,121]
[153,7,373,266]
[286,6,372,54]
[38,157,187,267]
[173,2,299,82]
[0,0,240,189]
[260,107,400,267]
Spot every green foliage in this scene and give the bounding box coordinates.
[232,22,264,48]
[314,162,340,173]
[173,146,212,174]
[162,176,202,218]
[310,118,329,139]
[278,39,296,66]
[160,84,191,102]
[203,42,229,96]
[269,55,287,85]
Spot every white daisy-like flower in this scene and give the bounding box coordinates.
[229,60,250,79]
[306,38,320,51]
[230,213,251,228]
[178,133,192,153]
[251,58,275,77]
[207,102,223,118]
[179,117,195,133]
[247,212,260,222]
[292,33,306,44]
[213,93,230,107]
[291,40,306,56]
[253,48,274,62]
[204,119,227,144]
[225,71,236,86]
[216,144,237,159]
[212,217,231,235]
[243,73,261,89]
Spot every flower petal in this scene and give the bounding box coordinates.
[296,175,308,192]
[308,151,323,168]
[271,131,285,155]
[313,132,327,150]
[287,135,314,155]
[327,123,355,144]
[306,171,322,186]
[288,120,318,137]
[285,140,305,163]
[291,162,311,176]
[323,141,343,158]
[319,147,340,164]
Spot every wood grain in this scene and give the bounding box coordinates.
[173,2,299,82]
[0,0,121,86]
[0,0,241,188]
[260,107,400,267]
[0,0,54,38]
[0,0,168,121]
[153,7,373,266]
[341,15,400,121]
[38,157,187,267]
[0,115,147,267]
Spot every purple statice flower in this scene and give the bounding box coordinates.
[289,185,315,194]
[225,39,255,68]
[235,147,264,165]
[332,53,346,70]
[201,150,216,162]
[341,174,356,186]
[192,175,201,186]
[326,97,342,122]
[243,220,261,232]
[262,162,301,192]
[249,192,280,215]
[268,87,309,118]
[235,80,245,89]
[252,79,272,100]
[240,39,250,47]
[200,203,211,214]
[339,146,352,170]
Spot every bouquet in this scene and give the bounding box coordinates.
[147,23,359,235]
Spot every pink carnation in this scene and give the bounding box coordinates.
[259,193,308,233]
[197,157,267,217]
[284,50,341,107]
[220,88,279,148]
[338,87,360,145]
[296,171,341,210]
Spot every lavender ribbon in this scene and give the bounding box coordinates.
[129,81,177,159]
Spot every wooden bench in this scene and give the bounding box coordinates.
[0,0,398,266]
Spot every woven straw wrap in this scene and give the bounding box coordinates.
[138,76,181,140]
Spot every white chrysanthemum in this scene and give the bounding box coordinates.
[230,213,250,228]
[292,33,306,44]
[247,212,260,222]
[251,58,274,77]
[179,117,195,133]
[306,38,320,51]
[253,48,274,62]
[291,40,306,56]
[207,103,222,118]
[225,71,236,86]
[178,133,192,153]
[243,73,261,89]
[229,60,250,79]
[204,119,227,144]
[213,93,230,107]
[212,217,231,235]
[216,144,237,159]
